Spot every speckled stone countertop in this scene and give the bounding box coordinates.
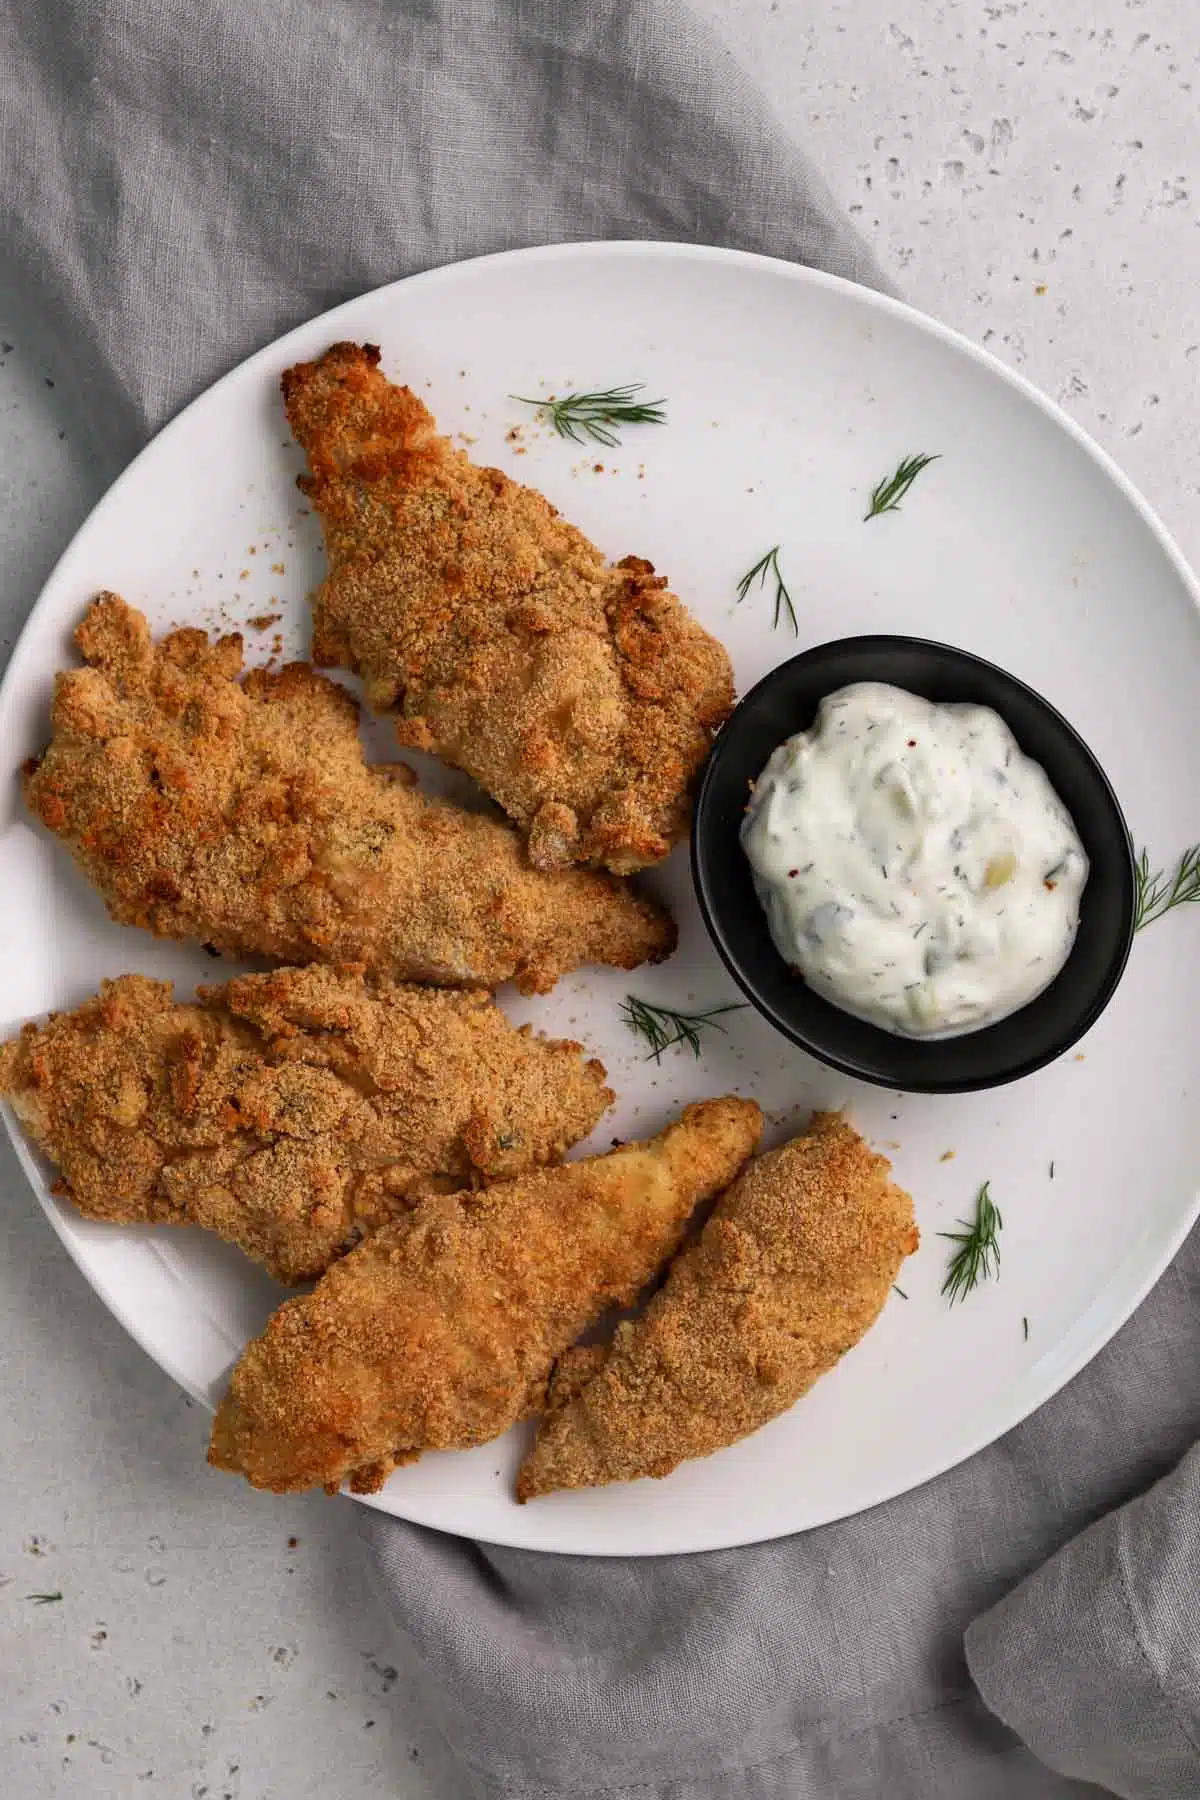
[2,4,1196,1796]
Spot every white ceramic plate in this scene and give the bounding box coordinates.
[3,243,1199,1556]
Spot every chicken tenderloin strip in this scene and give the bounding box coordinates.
[23,595,674,995]
[208,1096,763,1494]
[0,965,612,1284]
[517,1113,918,1498]
[282,343,735,873]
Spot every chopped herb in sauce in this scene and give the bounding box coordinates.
[741,684,1088,1037]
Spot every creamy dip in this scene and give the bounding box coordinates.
[740,682,1088,1037]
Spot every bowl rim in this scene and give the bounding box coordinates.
[691,633,1138,1094]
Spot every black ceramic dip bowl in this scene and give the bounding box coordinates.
[690,635,1136,1094]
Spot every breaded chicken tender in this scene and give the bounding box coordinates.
[282,344,735,873]
[0,965,612,1284]
[517,1113,918,1498]
[208,1096,763,1494]
[22,596,674,993]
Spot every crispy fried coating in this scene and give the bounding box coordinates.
[517,1113,918,1498]
[22,596,673,993]
[282,344,735,873]
[0,965,612,1284]
[208,1096,763,1494]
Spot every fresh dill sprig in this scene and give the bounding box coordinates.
[939,1180,1003,1305]
[864,452,940,520]
[1133,843,1200,932]
[735,545,798,634]
[619,995,747,1063]
[27,1591,62,1604]
[511,383,667,448]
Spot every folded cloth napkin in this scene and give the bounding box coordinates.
[3,2,1199,1797]
[966,1443,1200,1798]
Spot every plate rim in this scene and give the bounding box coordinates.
[3,237,1199,1555]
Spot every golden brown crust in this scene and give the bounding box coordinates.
[517,1113,919,1498]
[207,1096,763,1493]
[282,343,736,874]
[22,594,675,993]
[0,965,613,1284]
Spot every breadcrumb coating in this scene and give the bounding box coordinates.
[282,343,735,873]
[517,1113,918,1497]
[22,595,674,993]
[208,1096,763,1493]
[0,964,612,1284]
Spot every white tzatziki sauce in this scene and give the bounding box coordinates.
[740,682,1089,1037]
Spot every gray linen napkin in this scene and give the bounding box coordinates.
[2,0,887,475]
[966,1443,1200,1798]
[3,2,1199,1797]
